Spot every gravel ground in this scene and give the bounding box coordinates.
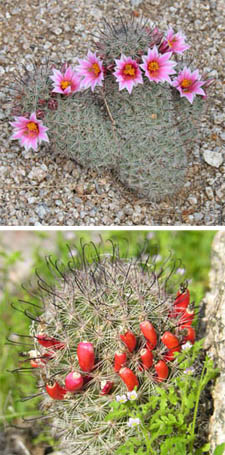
[0,0,224,226]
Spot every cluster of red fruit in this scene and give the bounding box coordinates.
[30,287,195,400]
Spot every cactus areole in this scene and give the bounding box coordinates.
[15,244,197,455]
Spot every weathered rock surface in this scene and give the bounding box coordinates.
[204,231,225,453]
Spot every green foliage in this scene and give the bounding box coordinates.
[10,17,207,201]
[107,341,219,455]
[213,443,225,455]
[0,249,38,422]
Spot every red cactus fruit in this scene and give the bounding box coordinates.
[100,380,113,395]
[182,326,196,344]
[163,346,181,362]
[178,307,195,328]
[155,360,169,382]
[119,367,139,391]
[161,331,180,349]
[114,351,127,372]
[119,331,136,353]
[37,334,65,350]
[77,342,95,372]
[140,321,157,349]
[29,350,54,368]
[170,288,190,317]
[65,372,84,392]
[45,381,67,400]
[140,348,153,369]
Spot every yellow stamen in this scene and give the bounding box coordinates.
[90,63,101,76]
[181,79,192,91]
[148,61,159,73]
[168,38,176,47]
[61,80,71,90]
[123,64,136,77]
[27,121,39,133]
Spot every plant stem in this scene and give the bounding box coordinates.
[189,361,207,453]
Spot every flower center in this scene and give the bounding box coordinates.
[90,63,101,76]
[148,61,159,74]
[27,121,39,133]
[123,63,136,77]
[61,80,71,90]
[180,78,193,91]
[168,38,176,47]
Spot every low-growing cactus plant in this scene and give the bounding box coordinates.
[9,17,214,201]
[13,242,198,455]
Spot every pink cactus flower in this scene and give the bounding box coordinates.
[159,28,190,54]
[140,46,177,83]
[113,55,143,94]
[50,66,81,95]
[75,51,104,92]
[10,112,49,151]
[171,67,206,104]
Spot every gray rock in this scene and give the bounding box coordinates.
[205,187,214,200]
[27,167,47,182]
[203,150,223,168]
[35,204,49,219]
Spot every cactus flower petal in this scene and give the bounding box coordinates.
[160,28,190,54]
[171,67,206,104]
[10,112,49,152]
[113,55,143,94]
[49,66,81,95]
[75,51,104,92]
[140,46,177,83]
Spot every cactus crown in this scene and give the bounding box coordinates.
[97,16,162,64]
[13,242,196,455]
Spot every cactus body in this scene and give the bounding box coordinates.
[10,17,208,201]
[16,244,197,455]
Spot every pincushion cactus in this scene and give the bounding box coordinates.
[10,17,214,201]
[15,243,197,455]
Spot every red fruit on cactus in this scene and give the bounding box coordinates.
[171,288,190,316]
[182,326,196,344]
[114,351,127,372]
[140,321,157,349]
[119,367,139,391]
[161,331,180,349]
[163,346,181,362]
[46,381,67,400]
[37,334,65,350]
[100,380,113,395]
[77,342,95,372]
[29,350,54,368]
[65,372,84,392]
[140,348,153,369]
[119,331,136,353]
[154,360,169,382]
[178,307,195,328]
